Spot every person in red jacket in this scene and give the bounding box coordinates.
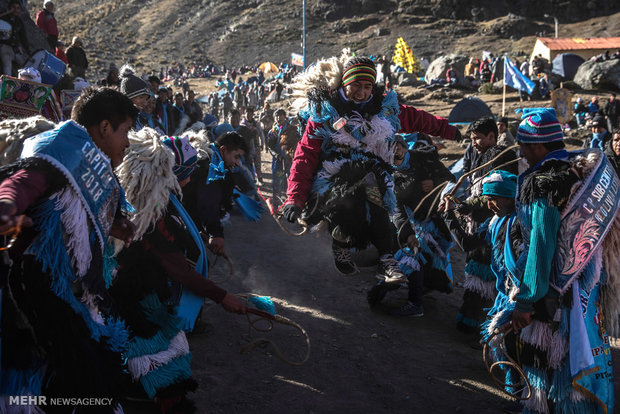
[281,55,460,282]
[54,39,68,64]
[35,0,58,49]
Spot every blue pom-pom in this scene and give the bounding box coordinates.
[248,296,276,315]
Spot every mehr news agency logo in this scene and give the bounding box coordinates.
[9,395,114,407]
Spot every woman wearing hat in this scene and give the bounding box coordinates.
[281,53,460,283]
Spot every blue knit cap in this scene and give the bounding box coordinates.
[482,170,517,198]
[516,108,563,143]
[162,136,198,181]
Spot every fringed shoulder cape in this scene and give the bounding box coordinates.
[0,121,128,409]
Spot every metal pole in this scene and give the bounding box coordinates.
[553,17,558,38]
[302,0,306,69]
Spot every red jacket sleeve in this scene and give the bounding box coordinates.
[35,11,46,33]
[0,169,48,214]
[398,104,457,140]
[285,120,323,208]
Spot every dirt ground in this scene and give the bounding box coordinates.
[121,78,620,414]
[126,148,620,414]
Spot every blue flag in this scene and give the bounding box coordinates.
[503,57,536,95]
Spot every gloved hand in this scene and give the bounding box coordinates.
[281,203,302,223]
[454,128,463,142]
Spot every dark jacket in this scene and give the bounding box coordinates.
[182,159,234,239]
[392,145,455,244]
[604,139,620,178]
[0,14,27,49]
[66,45,88,69]
[462,143,518,189]
[184,101,203,125]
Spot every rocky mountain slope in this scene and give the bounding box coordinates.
[13,0,620,79]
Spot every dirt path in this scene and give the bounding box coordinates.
[127,81,620,413]
[188,154,620,414]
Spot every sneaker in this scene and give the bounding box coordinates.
[389,301,424,317]
[367,281,400,307]
[332,244,359,276]
[377,254,407,284]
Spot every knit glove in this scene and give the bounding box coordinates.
[281,203,301,223]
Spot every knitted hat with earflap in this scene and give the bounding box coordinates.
[162,136,198,181]
[516,108,563,144]
[119,65,152,100]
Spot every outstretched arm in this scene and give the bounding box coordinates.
[398,104,458,140]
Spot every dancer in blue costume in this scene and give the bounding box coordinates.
[367,134,455,316]
[282,54,460,280]
[0,87,138,412]
[112,132,246,413]
[455,117,519,334]
[181,131,249,258]
[486,108,620,413]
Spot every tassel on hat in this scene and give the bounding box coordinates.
[119,65,152,100]
[162,136,198,181]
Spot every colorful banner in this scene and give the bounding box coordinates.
[291,53,304,67]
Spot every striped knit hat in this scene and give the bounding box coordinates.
[516,108,564,143]
[342,57,376,87]
[162,136,198,181]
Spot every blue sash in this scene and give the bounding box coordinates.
[206,143,228,184]
[169,193,209,332]
[21,120,121,250]
[551,149,620,294]
[569,280,614,412]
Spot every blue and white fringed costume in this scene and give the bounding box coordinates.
[112,129,225,410]
[485,149,620,413]
[444,214,498,332]
[299,90,400,249]
[0,121,129,407]
[394,213,454,293]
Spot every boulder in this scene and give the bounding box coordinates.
[573,59,620,91]
[424,54,469,85]
[397,72,422,87]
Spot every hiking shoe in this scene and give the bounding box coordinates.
[377,254,407,284]
[367,281,400,307]
[389,301,424,317]
[332,244,359,276]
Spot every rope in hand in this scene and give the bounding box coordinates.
[448,144,520,198]
[0,215,26,251]
[465,157,523,195]
[396,144,521,255]
[196,232,235,284]
[208,251,235,284]
[482,324,532,401]
[257,187,310,237]
[236,293,311,366]
[396,180,450,254]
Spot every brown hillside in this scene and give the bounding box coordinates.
[17,0,618,79]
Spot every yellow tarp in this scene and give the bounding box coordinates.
[259,61,279,74]
[392,37,421,74]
